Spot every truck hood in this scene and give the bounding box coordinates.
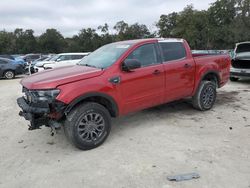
[21,65,104,89]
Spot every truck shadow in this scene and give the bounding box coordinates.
[231,78,250,86]
[110,90,241,139]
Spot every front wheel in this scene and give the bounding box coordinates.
[64,102,111,150]
[192,81,217,111]
[4,70,15,79]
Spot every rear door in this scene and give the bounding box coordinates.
[159,41,195,102]
[119,43,165,114]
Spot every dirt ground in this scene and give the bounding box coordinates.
[0,76,249,188]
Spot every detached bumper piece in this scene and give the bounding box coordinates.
[17,97,66,130]
[17,97,50,130]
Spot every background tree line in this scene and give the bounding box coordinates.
[0,0,249,54]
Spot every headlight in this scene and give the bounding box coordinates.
[31,89,60,102]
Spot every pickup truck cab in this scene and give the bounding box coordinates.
[17,38,230,150]
[230,42,250,81]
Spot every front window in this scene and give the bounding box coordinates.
[126,43,159,67]
[50,55,60,61]
[78,43,131,69]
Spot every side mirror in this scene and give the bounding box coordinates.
[56,59,61,62]
[122,59,141,72]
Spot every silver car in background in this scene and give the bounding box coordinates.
[230,42,250,81]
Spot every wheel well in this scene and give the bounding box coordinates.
[66,95,118,118]
[4,69,15,74]
[202,72,219,88]
[3,69,15,77]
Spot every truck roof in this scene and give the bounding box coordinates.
[57,52,90,56]
[115,38,184,45]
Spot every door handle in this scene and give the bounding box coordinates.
[153,70,161,75]
[184,64,192,68]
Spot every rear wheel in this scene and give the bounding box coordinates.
[192,81,217,111]
[230,77,239,82]
[4,70,15,79]
[64,102,111,150]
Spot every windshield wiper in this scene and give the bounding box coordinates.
[81,63,103,69]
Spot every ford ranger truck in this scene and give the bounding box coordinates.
[17,38,231,150]
[230,42,250,81]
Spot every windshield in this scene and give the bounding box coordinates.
[50,55,60,61]
[78,43,131,69]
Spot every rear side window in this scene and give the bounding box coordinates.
[71,55,85,60]
[126,44,159,67]
[159,42,186,62]
[58,55,71,61]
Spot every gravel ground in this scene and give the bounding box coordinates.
[0,76,249,188]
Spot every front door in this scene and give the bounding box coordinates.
[119,43,165,114]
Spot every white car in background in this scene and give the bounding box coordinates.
[34,53,90,72]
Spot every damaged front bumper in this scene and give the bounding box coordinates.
[17,97,66,130]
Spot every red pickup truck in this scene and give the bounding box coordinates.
[17,38,230,150]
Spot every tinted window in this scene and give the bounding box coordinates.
[0,55,14,60]
[126,44,158,67]
[160,42,186,62]
[0,59,8,64]
[58,55,71,61]
[71,55,85,60]
[32,55,40,59]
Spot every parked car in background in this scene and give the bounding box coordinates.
[0,54,26,66]
[29,55,55,74]
[17,38,230,150]
[21,54,41,63]
[34,53,89,73]
[0,57,25,79]
[230,42,250,81]
[0,55,15,60]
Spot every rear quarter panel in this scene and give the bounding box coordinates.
[192,54,231,95]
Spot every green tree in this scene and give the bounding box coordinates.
[114,21,153,41]
[156,12,178,37]
[77,28,101,52]
[0,31,14,54]
[13,29,38,53]
[38,29,66,53]
[97,23,115,46]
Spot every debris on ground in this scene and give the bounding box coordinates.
[47,141,55,145]
[18,140,24,144]
[167,172,200,182]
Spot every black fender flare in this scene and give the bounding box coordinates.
[64,92,119,117]
[200,70,220,87]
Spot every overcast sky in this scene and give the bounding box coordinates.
[0,0,216,37]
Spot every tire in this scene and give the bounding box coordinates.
[230,77,239,82]
[64,102,111,150]
[4,70,15,79]
[192,81,217,111]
